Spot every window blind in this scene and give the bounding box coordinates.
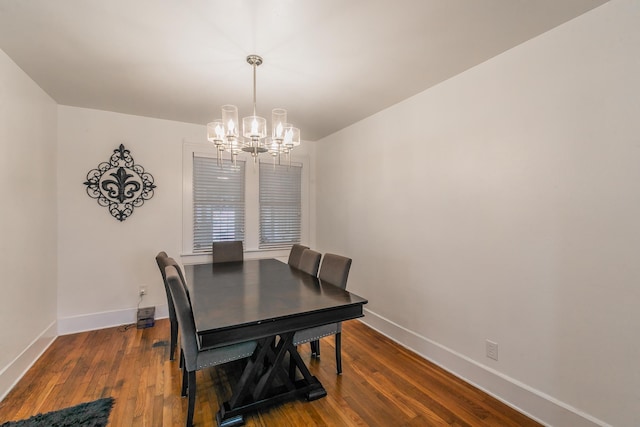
[259,161,302,249]
[192,156,245,253]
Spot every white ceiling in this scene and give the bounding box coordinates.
[0,0,608,141]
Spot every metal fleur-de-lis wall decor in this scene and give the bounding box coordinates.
[83,144,156,221]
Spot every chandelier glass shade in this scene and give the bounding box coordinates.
[207,55,300,165]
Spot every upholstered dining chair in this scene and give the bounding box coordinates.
[211,240,244,263]
[294,249,325,355]
[165,265,257,427]
[293,253,352,374]
[155,251,178,361]
[287,243,309,269]
[298,249,322,276]
[318,253,352,289]
[290,247,322,355]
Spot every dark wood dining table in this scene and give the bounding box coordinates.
[183,258,368,427]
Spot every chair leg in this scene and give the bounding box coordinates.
[335,333,342,375]
[181,359,188,397]
[315,339,321,358]
[186,370,196,427]
[170,319,178,361]
[309,341,316,357]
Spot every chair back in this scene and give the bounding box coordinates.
[212,241,244,263]
[319,253,352,289]
[166,257,190,301]
[165,265,199,372]
[155,251,169,281]
[288,244,309,269]
[298,249,322,276]
[155,252,175,319]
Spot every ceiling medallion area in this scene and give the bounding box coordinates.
[83,144,156,221]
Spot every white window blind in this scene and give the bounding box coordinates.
[259,161,302,249]
[192,156,245,253]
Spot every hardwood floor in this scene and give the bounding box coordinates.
[0,319,541,426]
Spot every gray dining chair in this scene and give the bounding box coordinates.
[295,248,322,355]
[165,264,257,427]
[166,256,191,368]
[298,248,321,276]
[212,240,244,263]
[155,251,178,361]
[318,253,352,289]
[166,257,189,298]
[287,243,309,269]
[293,253,352,374]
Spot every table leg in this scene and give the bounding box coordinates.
[216,332,327,426]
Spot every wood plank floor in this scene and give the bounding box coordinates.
[0,319,541,426]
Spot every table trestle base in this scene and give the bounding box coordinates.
[216,332,327,426]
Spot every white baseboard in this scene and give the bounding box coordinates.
[360,308,610,427]
[0,321,57,402]
[57,304,169,335]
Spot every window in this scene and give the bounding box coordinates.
[182,141,309,260]
[192,157,245,253]
[259,161,302,248]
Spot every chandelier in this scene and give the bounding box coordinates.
[207,54,300,166]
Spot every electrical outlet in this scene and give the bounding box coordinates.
[486,340,498,361]
[139,286,147,297]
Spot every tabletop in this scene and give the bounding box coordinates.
[183,258,368,348]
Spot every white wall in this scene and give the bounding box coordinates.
[56,107,203,330]
[0,49,58,399]
[315,1,639,426]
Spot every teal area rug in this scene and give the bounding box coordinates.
[0,398,114,427]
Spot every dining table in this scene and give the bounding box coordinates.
[183,258,368,427]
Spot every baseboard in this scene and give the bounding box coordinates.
[57,304,169,335]
[0,320,57,402]
[360,308,611,427]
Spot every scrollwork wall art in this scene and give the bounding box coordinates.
[83,144,156,221]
